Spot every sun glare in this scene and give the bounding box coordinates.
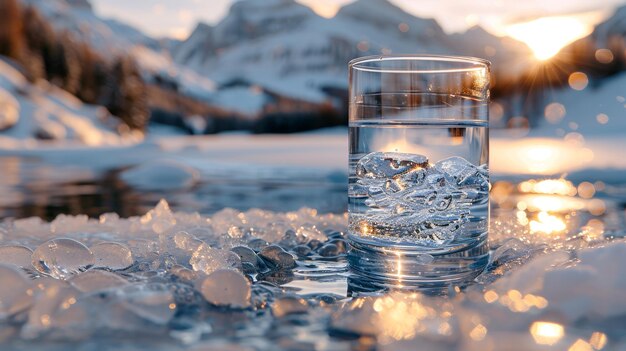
[297,0,341,18]
[506,16,593,60]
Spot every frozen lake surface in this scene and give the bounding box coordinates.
[0,133,625,350]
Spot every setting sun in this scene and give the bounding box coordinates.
[506,16,593,60]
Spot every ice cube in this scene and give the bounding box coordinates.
[0,245,33,269]
[69,270,128,293]
[200,269,251,308]
[90,242,134,271]
[0,264,33,320]
[356,152,428,179]
[32,238,95,280]
[190,244,242,275]
[434,156,485,186]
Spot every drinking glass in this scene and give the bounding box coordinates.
[348,55,490,288]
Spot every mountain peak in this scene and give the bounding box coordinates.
[65,0,92,11]
[339,0,406,16]
[230,0,300,12]
[212,0,316,47]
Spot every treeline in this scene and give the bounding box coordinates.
[0,0,149,130]
[151,105,345,134]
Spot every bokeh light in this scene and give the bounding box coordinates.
[568,72,589,91]
[577,182,596,199]
[530,321,564,345]
[595,49,614,64]
[596,113,609,124]
[544,103,566,124]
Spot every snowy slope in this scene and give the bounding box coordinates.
[23,0,217,102]
[23,0,158,52]
[591,4,626,48]
[0,57,140,146]
[449,26,532,79]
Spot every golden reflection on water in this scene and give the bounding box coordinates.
[589,332,608,350]
[491,177,610,241]
[374,294,431,341]
[530,321,565,345]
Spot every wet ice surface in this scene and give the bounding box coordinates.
[351,152,489,245]
[0,198,625,350]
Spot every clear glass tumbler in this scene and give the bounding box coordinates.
[348,55,490,288]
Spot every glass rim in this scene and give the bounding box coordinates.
[349,54,491,74]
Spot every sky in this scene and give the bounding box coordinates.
[90,0,624,59]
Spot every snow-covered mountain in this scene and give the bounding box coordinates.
[24,0,217,101]
[21,0,535,112]
[173,0,532,102]
[0,57,140,146]
[590,4,626,48]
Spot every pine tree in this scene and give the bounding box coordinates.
[0,0,23,60]
[21,5,56,81]
[102,56,149,130]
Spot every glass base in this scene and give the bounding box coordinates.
[347,233,489,291]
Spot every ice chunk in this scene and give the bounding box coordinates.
[435,156,488,190]
[354,152,488,245]
[0,245,33,269]
[31,238,95,280]
[170,265,199,282]
[21,278,80,339]
[90,242,134,270]
[200,269,251,308]
[117,283,176,325]
[174,231,204,252]
[0,264,33,320]
[69,270,129,293]
[160,231,203,264]
[50,214,90,235]
[190,244,242,275]
[356,152,428,179]
[258,245,296,270]
[120,160,199,191]
[271,295,308,318]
